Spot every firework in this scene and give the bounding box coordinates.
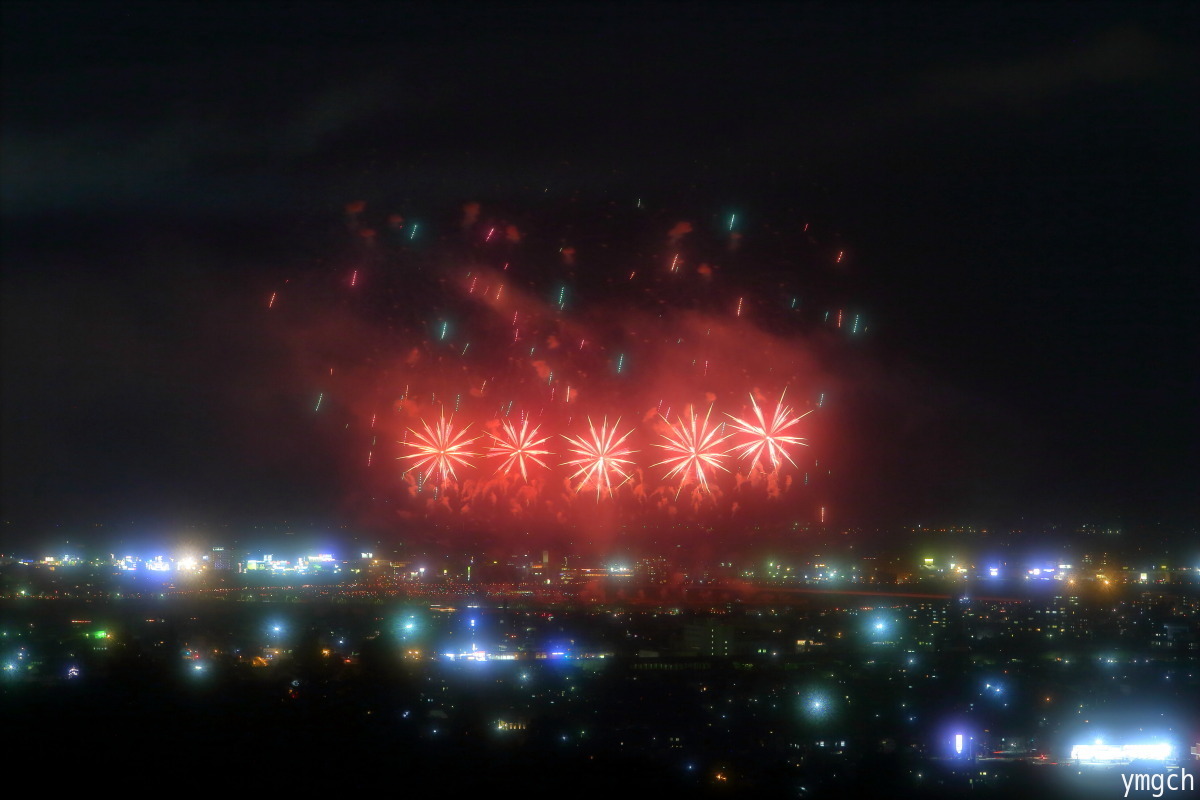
[653,406,731,496]
[402,410,480,485]
[488,419,552,482]
[726,391,811,473]
[562,417,637,500]
[280,202,849,524]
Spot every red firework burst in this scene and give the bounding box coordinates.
[726,391,811,473]
[653,405,731,496]
[488,418,552,482]
[561,417,637,499]
[402,410,480,485]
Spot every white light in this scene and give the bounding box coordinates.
[1070,743,1171,763]
[1072,744,1117,762]
[1123,743,1171,761]
[955,734,963,754]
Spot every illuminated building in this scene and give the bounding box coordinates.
[683,620,732,658]
[211,547,233,571]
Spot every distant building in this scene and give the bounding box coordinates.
[211,547,234,571]
[683,620,733,657]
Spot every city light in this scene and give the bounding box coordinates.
[868,616,894,643]
[802,690,833,721]
[1070,743,1172,763]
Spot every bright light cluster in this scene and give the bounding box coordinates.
[1070,742,1172,763]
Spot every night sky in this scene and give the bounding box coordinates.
[2,2,1196,550]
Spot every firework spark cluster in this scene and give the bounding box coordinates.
[265,198,864,527]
